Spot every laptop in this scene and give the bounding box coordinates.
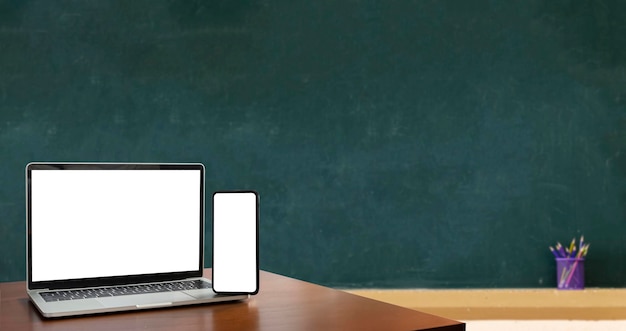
[26,162,248,318]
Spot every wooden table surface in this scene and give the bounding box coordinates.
[0,269,464,331]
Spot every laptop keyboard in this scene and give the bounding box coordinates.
[39,279,211,302]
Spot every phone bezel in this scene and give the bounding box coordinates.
[211,190,259,295]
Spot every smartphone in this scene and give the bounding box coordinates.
[212,191,259,295]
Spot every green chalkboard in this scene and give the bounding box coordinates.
[1,0,626,288]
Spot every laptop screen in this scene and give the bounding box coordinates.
[27,163,204,289]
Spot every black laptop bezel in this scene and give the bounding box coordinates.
[26,162,205,290]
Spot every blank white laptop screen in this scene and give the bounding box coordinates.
[30,168,201,282]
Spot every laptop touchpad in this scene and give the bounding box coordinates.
[96,292,194,308]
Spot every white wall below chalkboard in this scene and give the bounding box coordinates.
[466,320,626,331]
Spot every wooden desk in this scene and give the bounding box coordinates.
[0,270,465,331]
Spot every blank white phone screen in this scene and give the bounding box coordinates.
[212,191,258,294]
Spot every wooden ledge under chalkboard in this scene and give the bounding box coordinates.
[344,288,626,320]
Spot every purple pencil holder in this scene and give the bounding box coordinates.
[556,258,584,290]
